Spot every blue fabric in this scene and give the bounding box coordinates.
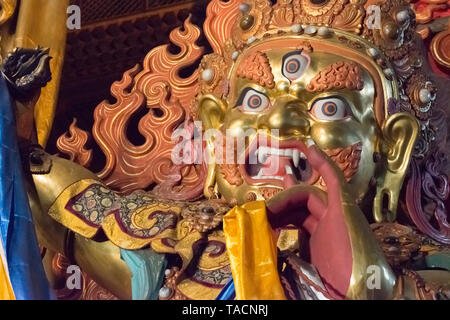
[216,276,235,300]
[120,248,167,300]
[0,76,53,300]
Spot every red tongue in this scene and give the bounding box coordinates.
[261,155,292,177]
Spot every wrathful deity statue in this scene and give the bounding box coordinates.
[18,0,450,300]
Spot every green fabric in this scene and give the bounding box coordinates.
[425,253,450,271]
[120,248,167,300]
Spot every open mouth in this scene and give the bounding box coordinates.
[240,136,320,189]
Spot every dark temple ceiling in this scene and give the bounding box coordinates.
[47,0,210,159]
[71,0,200,25]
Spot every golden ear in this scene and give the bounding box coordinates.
[197,94,226,130]
[197,94,227,198]
[374,112,419,222]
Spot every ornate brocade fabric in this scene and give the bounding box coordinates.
[48,179,307,300]
[48,179,233,300]
[46,179,450,300]
[49,179,183,249]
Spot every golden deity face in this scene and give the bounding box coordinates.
[199,36,418,218]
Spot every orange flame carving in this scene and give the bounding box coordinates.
[135,17,204,113]
[57,119,93,167]
[58,18,207,198]
[203,0,242,56]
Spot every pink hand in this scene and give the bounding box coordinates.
[304,145,355,299]
[267,145,357,299]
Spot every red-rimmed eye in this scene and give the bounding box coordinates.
[248,94,263,109]
[237,88,271,112]
[310,97,351,121]
[286,59,301,74]
[322,101,338,116]
[282,51,310,81]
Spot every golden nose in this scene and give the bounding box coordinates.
[257,100,310,137]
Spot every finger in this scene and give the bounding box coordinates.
[307,192,327,220]
[266,185,327,229]
[306,145,346,204]
[266,188,311,228]
[303,215,318,235]
[304,190,327,234]
[266,185,326,217]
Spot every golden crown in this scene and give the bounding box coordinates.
[58,0,442,197]
[196,0,438,158]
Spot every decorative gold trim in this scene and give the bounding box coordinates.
[48,179,100,239]
[431,28,450,69]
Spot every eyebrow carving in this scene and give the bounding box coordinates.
[283,49,303,62]
[306,61,364,92]
[236,51,275,89]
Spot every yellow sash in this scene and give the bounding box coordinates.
[223,201,286,300]
[0,256,15,300]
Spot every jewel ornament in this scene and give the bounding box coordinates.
[201,69,214,83]
[304,25,317,35]
[419,88,432,104]
[159,286,172,299]
[291,24,302,34]
[368,48,380,58]
[239,3,250,14]
[384,68,394,79]
[317,26,330,38]
[247,36,257,44]
[396,10,409,24]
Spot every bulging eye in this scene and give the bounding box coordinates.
[282,51,310,81]
[310,97,351,121]
[237,88,271,112]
